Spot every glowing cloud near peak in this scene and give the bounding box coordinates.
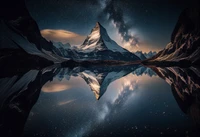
[40,29,86,45]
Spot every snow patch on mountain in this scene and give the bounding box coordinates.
[78,22,127,53]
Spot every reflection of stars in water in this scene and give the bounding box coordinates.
[121,125,192,136]
[25,72,197,137]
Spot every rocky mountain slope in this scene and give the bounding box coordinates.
[151,66,200,126]
[0,0,67,64]
[75,22,140,61]
[143,8,200,66]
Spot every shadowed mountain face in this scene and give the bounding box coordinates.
[143,8,200,66]
[151,66,200,126]
[0,0,49,51]
[0,0,68,64]
[0,66,60,137]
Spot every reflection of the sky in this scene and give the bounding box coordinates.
[24,73,196,137]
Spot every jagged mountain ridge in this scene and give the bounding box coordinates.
[53,42,71,50]
[78,22,126,53]
[74,22,140,61]
[52,42,71,57]
[143,51,157,59]
[134,51,157,60]
[134,51,147,60]
[143,8,200,65]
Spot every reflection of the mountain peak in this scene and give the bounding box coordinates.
[151,66,200,126]
[55,65,156,100]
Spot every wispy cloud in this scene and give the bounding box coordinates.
[58,99,76,106]
[41,29,86,45]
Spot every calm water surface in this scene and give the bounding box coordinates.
[25,66,199,137]
[0,65,199,137]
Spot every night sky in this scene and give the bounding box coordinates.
[26,0,199,52]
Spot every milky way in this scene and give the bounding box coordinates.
[100,0,139,47]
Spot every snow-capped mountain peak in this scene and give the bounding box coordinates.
[63,43,71,49]
[78,22,127,53]
[134,51,147,60]
[53,42,71,49]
